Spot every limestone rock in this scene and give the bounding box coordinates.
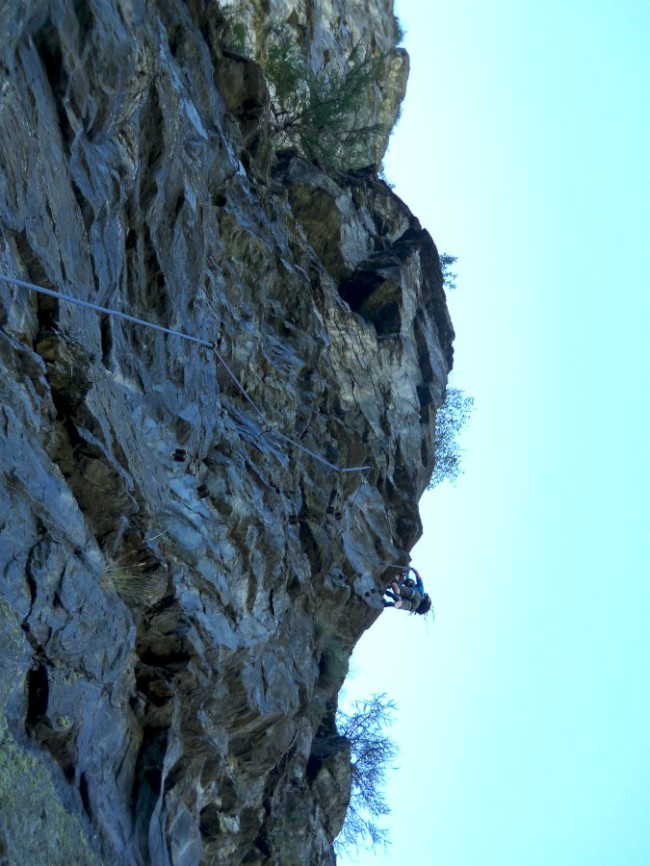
[0,1,453,863]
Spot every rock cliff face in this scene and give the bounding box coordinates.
[0,2,453,864]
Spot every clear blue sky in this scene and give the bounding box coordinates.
[340,2,650,865]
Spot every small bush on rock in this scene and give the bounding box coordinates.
[263,27,390,169]
[440,252,458,291]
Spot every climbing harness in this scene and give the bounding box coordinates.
[1,273,370,474]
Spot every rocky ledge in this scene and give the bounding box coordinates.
[0,1,453,863]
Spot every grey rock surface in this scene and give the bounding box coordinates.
[0,1,453,863]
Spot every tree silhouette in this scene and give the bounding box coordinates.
[335,693,397,852]
[429,387,474,488]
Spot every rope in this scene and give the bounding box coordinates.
[348,466,370,509]
[211,343,368,473]
[1,272,370,474]
[1,274,215,348]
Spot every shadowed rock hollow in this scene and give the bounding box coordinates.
[0,1,454,864]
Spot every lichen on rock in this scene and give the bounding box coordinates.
[0,0,453,863]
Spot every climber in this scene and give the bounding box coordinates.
[383,566,432,616]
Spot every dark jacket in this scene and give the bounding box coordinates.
[389,568,424,611]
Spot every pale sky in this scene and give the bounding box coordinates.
[339,2,650,865]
